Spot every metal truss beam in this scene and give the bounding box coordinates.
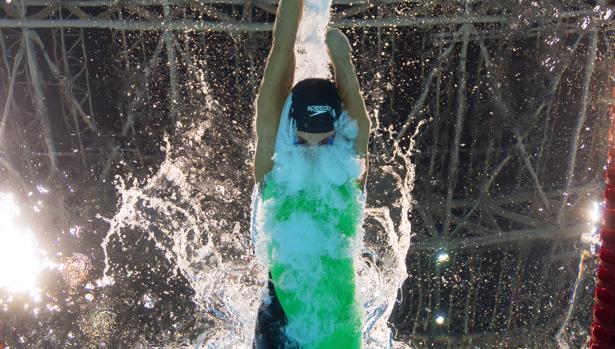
[0,1,609,31]
[409,223,587,251]
[0,16,509,31]
[16,0,405,5]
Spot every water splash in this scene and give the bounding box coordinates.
[99,145,264,347]
[294,0,333,81]
[98,0,414,346]
[99,114,414,349]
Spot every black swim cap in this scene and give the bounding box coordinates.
[289,78,342,133]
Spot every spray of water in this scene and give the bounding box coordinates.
[99,0,414,347]
[294,0,332,81]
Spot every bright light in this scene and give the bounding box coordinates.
[0,193,44,295]
[581,227,600,245]
[0,193,19,222]
[437,252,449,263]
[435,315,445,325]
[589,201,601,223]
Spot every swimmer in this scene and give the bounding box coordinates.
[252,0,370,347]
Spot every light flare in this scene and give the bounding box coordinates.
[581,226,600,245]
[436,251,450,263]
[0,193,44,295]
[589,201,602,223]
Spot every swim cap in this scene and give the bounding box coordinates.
[289,78,342,133]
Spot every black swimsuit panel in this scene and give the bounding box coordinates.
[253,275,299,349]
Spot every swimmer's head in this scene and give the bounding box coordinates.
[289,78,342,134]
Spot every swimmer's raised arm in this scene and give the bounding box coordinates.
[325,28,371,191]
[254,0,303,185]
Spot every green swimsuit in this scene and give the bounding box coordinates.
[260,175,363,348]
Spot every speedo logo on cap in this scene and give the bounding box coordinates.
[307,105,331,117]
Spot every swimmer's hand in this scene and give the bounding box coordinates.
[325,28,351,60]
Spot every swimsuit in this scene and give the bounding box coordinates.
[251,94,365,348]
[253,274,298,349]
